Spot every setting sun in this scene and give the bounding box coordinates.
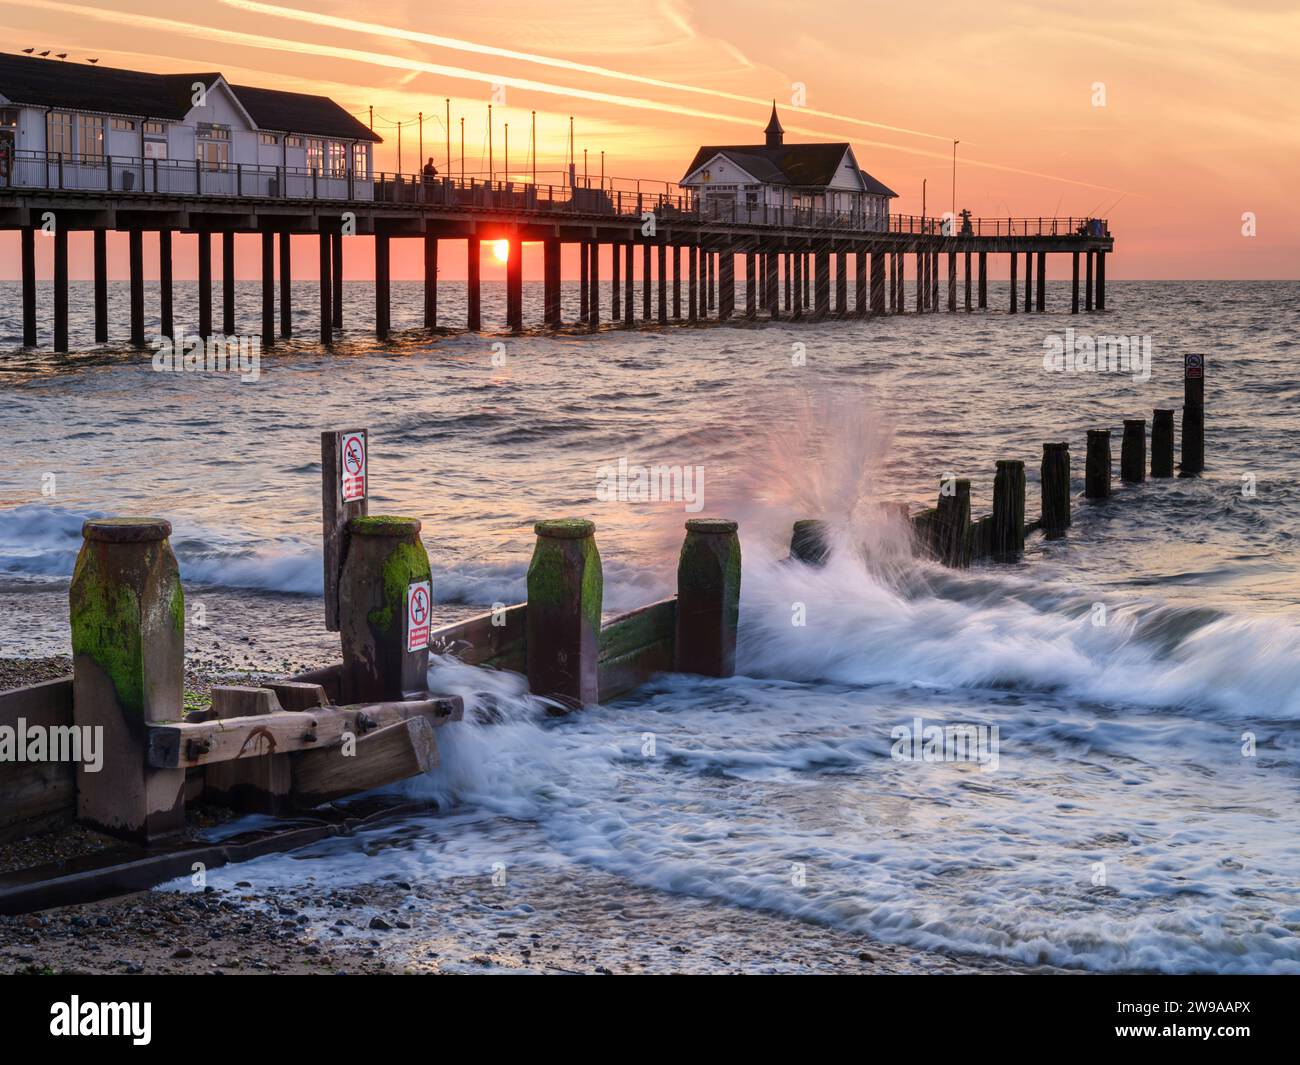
[492,239,510,262]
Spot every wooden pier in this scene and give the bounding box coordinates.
[1,154,1113,351]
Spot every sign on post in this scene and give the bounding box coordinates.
[407,580,432,653]
[341,431,367,502]
[322,428,369,632]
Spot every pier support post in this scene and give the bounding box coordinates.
[467,237,481,331]
[815,250,831,318]
[964,251,972,311]
[855,252,867,316]
[196,231,211,340]
[1180,354,1205,474]
[1085,429,1112,499]
[791,253,803,320]
[53,222,69,352]
[932,251,940,310]
[947,252,957,312]
[991,460,1027,558]
[785,253,793,311]
[719,251,734,321]
[1040,443,1071,537]
[1121,420,1146,483]
[374,229,390,341]
[1024,250,1033,313]
[708,251,715,312]
[768,252,782,319]
[261,230,275,348]
[70,518,185,842]
[579,240,589,321]
[159,230,174,342]
[526,519,602,709]
[657,244,668,324]
[888,252,897,312]
[1085,250,1094,311]
[587,241,599,329]
[279,233,292,338]
[802,252,810,309]
[339,516,432,704]
[1096,251,1106,310]
[675,519,741,677]
[223,232,236,336]
[507,238,524,332]
[624,243,634,326]
[318,230,333,345]
[423,231,438,329]
[673,245,683,320]
[933,480,971,567]
[21,227,37,347]
[642,243,652,320]
[331,230,343,330]
[93,229,108,343]
[977,251,987,309]
[688,244,698,322]
[612,240,621,321]
[834,251,847,316]
[1151,409,1175,477]
[745,252,757,319]
[128,229,145,348]
[870,251,885,315]
[915,252,924,312]
[544,238,561,326]
[1008,251,1017,314]
[1071,252,1080,314]
[1036,250,1046,312]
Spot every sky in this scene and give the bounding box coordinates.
[1,0,1297,280]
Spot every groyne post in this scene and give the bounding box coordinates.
[1151,408,1175,477]
[1180,354,1205,474]
[526,519,602,709]
[1040,442,1071,536]
[1121,419,1146,483]
[991,460,1027,558]
[675,518,742,677]
[70,518,185,842]
[1085,429,1112,498]
[338,516,432,703]
[789,519,830,566]
[934,479,972,567]
[321,429,369,632]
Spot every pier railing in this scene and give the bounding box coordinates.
[0,149,1107,239]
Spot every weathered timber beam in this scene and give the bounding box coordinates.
[147,697,463,769]
[428,602,527,670]
[290,717,440,809]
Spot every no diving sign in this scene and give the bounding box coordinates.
[1185,354,1204,379]
[407,580,432,653]
[340,432,366,502]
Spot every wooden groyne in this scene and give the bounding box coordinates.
[2,157,1113,351]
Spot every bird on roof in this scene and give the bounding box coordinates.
[88,58,99,64]
[22,47,34,54]
[38,50,49,57]
[56,53,67,60]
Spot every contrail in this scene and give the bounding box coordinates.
[219,0,957,143]
[0,0,1133,194]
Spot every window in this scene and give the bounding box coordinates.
[111,118,136,131]
[305,138,324,173]
[259,133,279,146]
[285,136,303,148]
[145,140,168,160]
[78,114,104,158]
[328,141,346,177]
[143,121,165,135]
[47,112,73,155]
[351,143,368,178]
[0,108,19,129]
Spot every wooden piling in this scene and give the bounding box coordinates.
[769,251,782,319]
[688,244,698,321]
[159,229,174,342]
[197,232,212,339]
[933,479,972,567]
[977,251,987,309]
[318,231,333,344]
[1151,408,1175,477]
[789,519,830,566]
[1120,419,1146,483]
[612,240,621,321]
[423,231,438,329]
[785,253,793,311]
[657,243,668,324]
[374,230,390,341]
[21,227,37,347]
[279,232,292,338]
[642,243,651,320]
[745,252,757,319]
[223,232,236,336]
[1024,250,1033,313]
[947,252,957,312]
[916,251,924,312]
[674,518,742,678]
[544,237,561,326]
[1009,251,1017,314]
[128,229,144,348]
[331,230,343,330]
[992,460,1027,558]
[507,237,524,332]
[1040,442,1071,536]
[835,250,847,316]
[719,250,735,320]
[623,242,634,326]
[1096,251,1107,310]
[815,250,831,318]
[467,236,481,331]
[708,251,715,311]
[1085,250,1094,311]
[579,240,589,321]
[339,515,432,704]
[1071,251,1080,314]
[871,251,886,315]
[673,244,682,319]
[70,518,185,842]
[791,252,803,320]
[1180,354,1205,474]
[588,240,599,329]
[53,222,69,352]
[93,229,108,344]
[261,230,275,348]
[964,250,972,311]
[1085,429,1112,498]
[1036,250,1046,311]
[526,518,602,709]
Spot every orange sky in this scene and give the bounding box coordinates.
[2,0,1297,280]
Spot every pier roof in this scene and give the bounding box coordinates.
[681,143,897,196]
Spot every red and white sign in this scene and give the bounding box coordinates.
[1185,354,1204,379]
[406,580,432,653]
[340,432,366,502]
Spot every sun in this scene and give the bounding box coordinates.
[492,239,510,262]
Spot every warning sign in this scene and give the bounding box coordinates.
[406,580,432,653]
[340,432,366,502]
[1185,354,1204,379]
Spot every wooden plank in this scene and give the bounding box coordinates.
[428,602,527,670]
[598,598,675,662]
[263,681,329,711]
[0,677,76,838]
[289,663,343,703]
[291,717,440,809]
[210,686,283,718]
[599,639,674,703]
[146,696,463,769]
[322,428,368,632]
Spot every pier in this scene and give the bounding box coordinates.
[1,154,1113,351]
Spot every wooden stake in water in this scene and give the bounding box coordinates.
[526,519,602,709]
[1121,419,1147,483]
[1180,354,1205,475]
[1040,442,1071,536]
[991,460,1026,558]
[1151,409,1175,478]
[675,519,742,677]
[1085,429,1112,499]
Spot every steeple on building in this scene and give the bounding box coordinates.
[764,101,784,148]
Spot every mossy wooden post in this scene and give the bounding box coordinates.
[322,429,368,632]
[1085,429,1112,499]
[675,519,741,677]
[339,516,431,703]
[1180,353,1205,475]
[1121,419,1146,483]
[991,460,1026,558]
[789,519,830,566]
[1151,408,1175,477]
[1040,442,1071,537]
[934,478,971,566]
[526,519,602,709]
[70,518,185,842]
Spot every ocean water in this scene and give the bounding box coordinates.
[2,279,1299,972]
